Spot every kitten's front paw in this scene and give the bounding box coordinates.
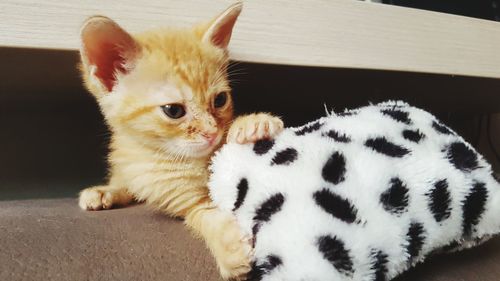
[227,113,284,144]
[79,186,114,210]
[213,215,253,280]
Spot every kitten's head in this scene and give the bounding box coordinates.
[79,3,242,159]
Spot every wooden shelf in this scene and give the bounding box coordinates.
[2,1,500,204]
[2,0,500,79]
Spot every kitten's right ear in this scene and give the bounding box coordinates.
[80,16,140,94]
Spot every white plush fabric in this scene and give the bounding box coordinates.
[208,101,500,281]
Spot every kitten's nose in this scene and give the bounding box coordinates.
[203,132,219,145]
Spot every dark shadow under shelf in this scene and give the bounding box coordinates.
[1,47,500,200]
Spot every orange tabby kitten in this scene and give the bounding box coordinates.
[77,3,283,280]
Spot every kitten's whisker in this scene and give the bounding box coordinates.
[227,73,246,80]
[227,69,246,76]
[228,60,243,70]
[173,147,183,164]
[180,148,188,163]
[96,131,112,137]
[228,79,242,86]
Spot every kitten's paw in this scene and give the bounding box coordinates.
[213,215,253,280]
[227,113,284,144]
[79,186,114,211]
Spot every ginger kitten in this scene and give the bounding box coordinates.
[77,3,283,280]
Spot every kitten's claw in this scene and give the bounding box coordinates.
[227,113,284,144]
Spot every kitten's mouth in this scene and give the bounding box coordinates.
[188,133,223,156]
[205,133,223,150]
[207,133,223,147]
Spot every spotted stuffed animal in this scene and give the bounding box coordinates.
[208,101,500,281]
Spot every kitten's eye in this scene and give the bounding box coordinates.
[161,104,186,119]
[214,92,228,109]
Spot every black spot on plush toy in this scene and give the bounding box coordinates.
[208,101,500,281]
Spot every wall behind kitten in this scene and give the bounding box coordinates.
[1,47,500,199]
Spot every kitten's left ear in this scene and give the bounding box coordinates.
[202,2,243,49]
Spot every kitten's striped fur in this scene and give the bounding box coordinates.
[77,3,283,279]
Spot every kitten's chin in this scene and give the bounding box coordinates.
[181,145,217,159]
[190,146,217,158]
[188,134,224,158]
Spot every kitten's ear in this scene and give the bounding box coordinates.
[202,2,243,49]
[80,16,140,93]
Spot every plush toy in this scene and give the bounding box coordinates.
[208,101,500,281]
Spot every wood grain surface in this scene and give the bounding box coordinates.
[2,0,500,78]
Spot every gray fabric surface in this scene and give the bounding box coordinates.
[1,198,500,281]
[0,199,220,281]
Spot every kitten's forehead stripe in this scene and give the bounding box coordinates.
[121,106,156,123]
[147,82,183,105]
